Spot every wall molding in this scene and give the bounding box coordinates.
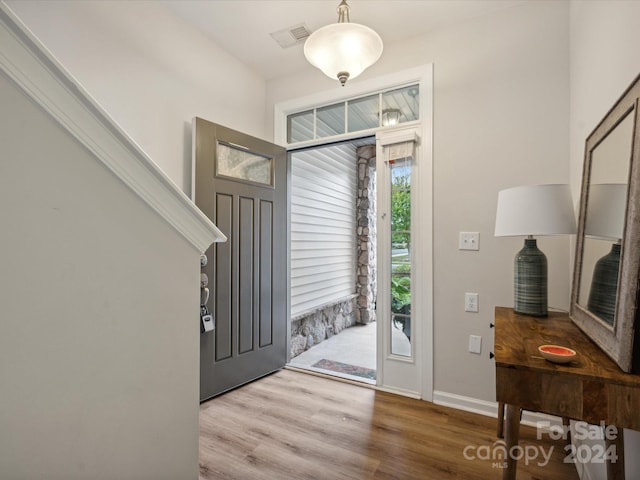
[0,2,225,252]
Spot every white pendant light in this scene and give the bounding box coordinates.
[304,0,383,86]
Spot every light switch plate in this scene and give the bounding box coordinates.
[469,335,482,354]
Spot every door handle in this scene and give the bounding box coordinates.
[201,287,210,306]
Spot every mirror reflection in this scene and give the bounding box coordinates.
[577,112,633,326]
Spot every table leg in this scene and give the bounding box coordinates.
[562,417,571,448]
[497,402,505,438]
[606,427,625,480]
[503,404,520,480]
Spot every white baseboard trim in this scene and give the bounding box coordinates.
[432,390,563,428]
[376,385,421,399]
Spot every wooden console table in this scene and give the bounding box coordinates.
[494,306,640,480]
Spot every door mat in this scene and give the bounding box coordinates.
[312,359,376,380]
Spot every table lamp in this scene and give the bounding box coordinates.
[495,184,576,316]
[585,184,626,325]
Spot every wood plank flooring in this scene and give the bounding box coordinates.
[199,369,578,480]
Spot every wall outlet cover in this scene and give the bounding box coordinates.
[465,292,479,312]
[459,232,480,251]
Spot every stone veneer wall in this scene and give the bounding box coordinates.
[290,296,357,358]
[356,145,377,325]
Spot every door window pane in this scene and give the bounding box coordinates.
[216,142,273,187]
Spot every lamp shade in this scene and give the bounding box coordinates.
[494,184,576,237]
[304,22,383,86]
[585,183,627,240]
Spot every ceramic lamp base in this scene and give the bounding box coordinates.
[587,243,621,326]
[514,238,548,317]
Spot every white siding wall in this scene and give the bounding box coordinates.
[290,144,357,316]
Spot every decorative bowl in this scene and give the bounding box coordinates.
[538,345,576,364]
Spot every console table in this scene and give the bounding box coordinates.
[494,306,640,480]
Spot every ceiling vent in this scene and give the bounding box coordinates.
[270,23,311,49]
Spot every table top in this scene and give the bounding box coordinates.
[494,306,640,388]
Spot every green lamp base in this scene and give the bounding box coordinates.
[514,238,548,317]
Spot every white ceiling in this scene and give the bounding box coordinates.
[161,0,523,81]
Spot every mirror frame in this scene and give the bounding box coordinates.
[571,73,640,373]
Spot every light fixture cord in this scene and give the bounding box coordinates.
[337,0,350,23]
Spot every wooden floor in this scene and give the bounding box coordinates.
[199,369,578,480]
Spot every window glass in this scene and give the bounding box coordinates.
[382,85,420,125]
[287,110,314,143]
[285,83,419,144]
[390,156,412,357]
[348,94,378,132]
[216,142,273,186]
[316,103,345,138]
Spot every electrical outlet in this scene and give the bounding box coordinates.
[459,232,480,250]
[465,293,479,312]
[468,335,482,354]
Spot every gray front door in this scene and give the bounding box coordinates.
[193,117,287,401]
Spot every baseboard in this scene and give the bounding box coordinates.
[376,385,421,399]
[432,390,563,428]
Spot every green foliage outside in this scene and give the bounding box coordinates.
[391,169,412,314]
[391,276,411,314]
[391,174,411,247]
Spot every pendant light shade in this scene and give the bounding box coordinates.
[304,0,383,86]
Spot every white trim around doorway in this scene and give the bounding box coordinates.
[274,64,433,402]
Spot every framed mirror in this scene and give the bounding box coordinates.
[571,72,640,373]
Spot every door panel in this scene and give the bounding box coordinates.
[215,193,232,362]
[238,196,254,355]
[194,117,287,401]
[259,200,273,347]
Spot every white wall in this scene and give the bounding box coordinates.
[268,0,571,403]
[5,0,267,195]
[569,1,640,478]
[0,70,201,479]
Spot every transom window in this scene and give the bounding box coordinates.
[287,84,420,144]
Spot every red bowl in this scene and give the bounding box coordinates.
[538,345,576,364]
